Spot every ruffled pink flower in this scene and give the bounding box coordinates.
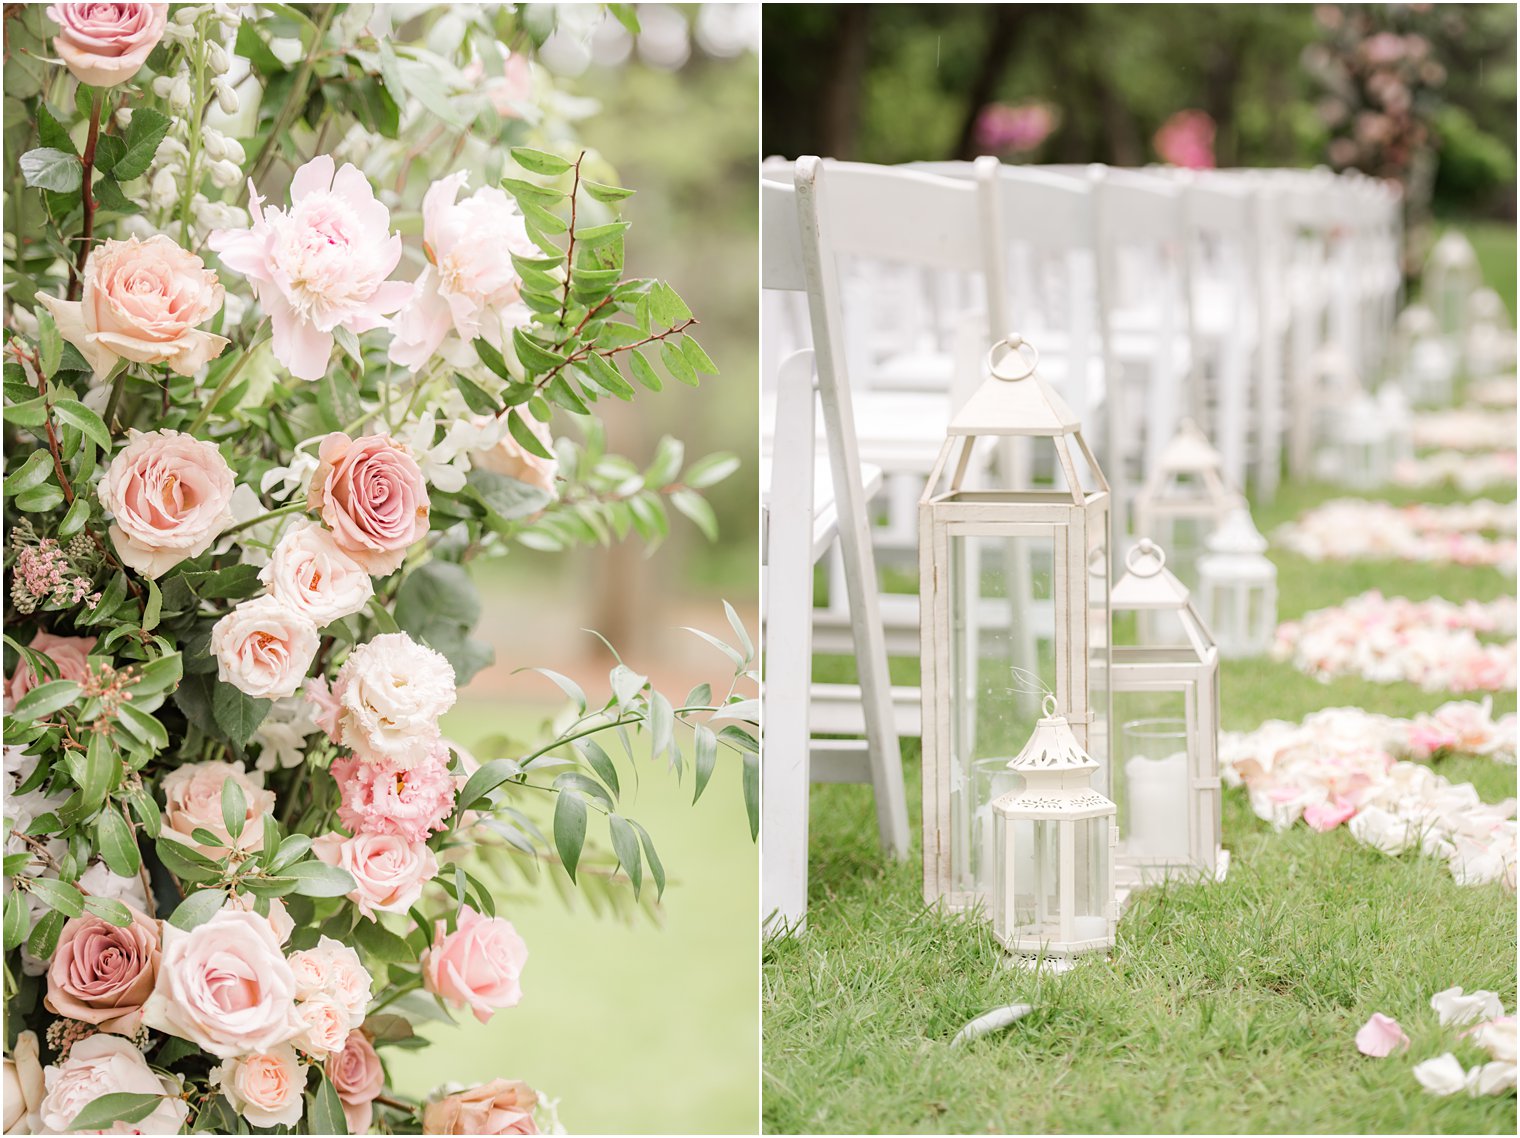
[331,745,455,842]
[1355,1012,1410,1057]
[208,155,411,381]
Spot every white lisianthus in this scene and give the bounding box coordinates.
[330,632,457,768]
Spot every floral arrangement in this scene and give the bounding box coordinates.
[1272,590,1517,692]
[1273,498,1517,571]
[1220,701,1517,888]
[1410,407,1518,451]
[3,4,757,1135]
[1392,449,1518,493]
[1355,990,1516,1098]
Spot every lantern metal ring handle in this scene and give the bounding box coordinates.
[987,334,1040,383]
[1041,693,1058,719]
[1125,539,1166,576]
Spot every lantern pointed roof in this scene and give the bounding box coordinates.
[1111,539,1190,610]
[1205,506,1268,555]
[949,367,1081,438]
[1006,698,1100,774]
[1156,419,1223,474]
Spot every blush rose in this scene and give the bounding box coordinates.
[211,1045,305,1129]
[307,432,431,576]
[421,907,528,1024]
[160,760,275,857]
[37,1034,187,1135]
[313,830,439,917]
[43,902,160,1035]
[46,2,168,87]
[98,429,237,578]
[260,522,374,626]
[211,595,321,699]
[327,1030,385,1136]
[422,1079,539,1135]
[7,631,97,706]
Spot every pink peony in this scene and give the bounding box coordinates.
[210,1046,305,1129]
[210,595,320,699]
[327,1030,385,1135]
[331,746,455,842]
[37,1034,187,1135]
[7,631,96,705]
[98,428,237,578]
[388,172,536,370]
[1355,1012,1410,1057]
[43,903,160,1035]
[208,155,412,381]
[422,906,528,1024]
[313,829,439,917]
[46,2,168,87]
[329,633,455,768]
[462,52,534,119]
[307,432,431,576]
[160,760,275,857]
[422,1079,538,1135]
[260,521,374,626]
[37,235,228,381]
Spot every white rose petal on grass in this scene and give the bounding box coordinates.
[1467,1017,1518,1064]
[1430,986,1505,1027]
[260,522,375,626]
[1467,1061,1518,1096]
[211,595,321,699]
[1412,1052,1469,1096]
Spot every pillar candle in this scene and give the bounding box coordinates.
[1124,751,1189,859]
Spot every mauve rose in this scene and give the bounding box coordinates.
[471,413,558,497]
[160,760,275,857]
[98,428,237,578]
[421,907,527,1024]
[313,830,439,918]
[37,1034,187,1135]
[422,1079,538,1135]
[308,433,430,576]
[37,235,228,381]
[259,522,374,626]
[211,595,320,699]
[211,1045,304,1129]
[7,631,96,706]
[43,903,160,1035]
[46,3,167,87]
[140,909,305,1058]
[330,633,455,769]
[327,1030,384,1135]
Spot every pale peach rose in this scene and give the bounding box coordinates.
[140,909,305,1059]
[259,522,374,626]
[211,1045,304,1129]
[43,903,160,1035]
[293,995,350,1059]
[313,830,438,918]
[286,935,372,1018]
[7,631,96,706]
[471,413,557,497]
[3,1031,45,1135]
[46,2,168,87]
[37,235,228,381]
[37,1034,186,1135]
[422,1079,538,1135]
[421,907,527,1024]
[331,632,456,769]
[98,428,238,578]
[160,760,275,857]
[307,433,430,576]
[220,892,296,944]
[211,595,320,699]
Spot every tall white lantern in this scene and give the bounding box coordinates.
[920,335,1112,913]
[1196,506,1277,659]
[1109,540,1223,886]
[1131,419,1234,589]
[991,696,1116,960]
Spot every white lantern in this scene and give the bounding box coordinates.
[1465,288,1516,380]
[1131,419,1234,589]
[1424,231,1480,344]
[1195,506,1277,659]
[1109,540,1224,886]
[1318,390,1392,490]
[1390,304,1455,407]
[991,695,1116,960]
[1377,383,1414,465]
[920,335,1112,913]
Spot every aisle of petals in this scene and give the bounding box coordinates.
[1411,407,1518,451]
[1274,498,1516,570]
[1393,450,1518,493]
[1273,591,1517,691]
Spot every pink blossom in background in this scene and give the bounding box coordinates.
[1153,109,1216,169]
[973,102,1057,155]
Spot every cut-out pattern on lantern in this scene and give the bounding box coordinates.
[1196,506,1277,659]
[919,335,1112,913]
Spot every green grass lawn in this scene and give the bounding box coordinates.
[391,702,758,1134]
[766,471,1517,1132]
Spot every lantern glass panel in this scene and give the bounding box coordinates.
[1071,816,1108,941]
[1116,709,1192,863]
[1086,512,1112,794]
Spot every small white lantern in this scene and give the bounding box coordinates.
[1195,506,1277,659]
[1318,390,1392,490]
[1390,304,1455,407]
[1131,419,1234,589]
[1465,288,1516,380]
[1377,384,1415,465]
[991,695,1116,960]
[1425,231,1481,343]
[1109,540,1223,886]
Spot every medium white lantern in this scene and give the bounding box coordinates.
[1318,390,1392,490]
[1131,419,1234,589]
[1390,304,1455,407]
[1425,231,1480,343]
[991,695,1116,960]
[1109,540,1223,886]
[1465,288,1516,380]
[1377,383,1414,465]
[919,335,1112,913]
[1195,506,1277,659]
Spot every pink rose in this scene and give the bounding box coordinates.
[313,830,439,917]
[98,428,237,578]
[259,522,374,626]
[422,1079,538,1135]
[37,1034,187,1135]
[46,2,167,87]
[141,909,305,1058]
[211,1045,304,1129]
[1355,1012,1410,1057]
[208,155,412,381]
[331,746,455,841]
[422,907,528,1024]
[330,633,455,768]
[388,172,535,370]
[293,995,351,1059]
[307,433,430,576]
[1303,797,1357,832]
[160,760,275,857]
[211,595,320,699]
[285,935,372,1017]
[470,413,558,497]
[37,235,228,381]
[43,903,160,1035]
[221,892,295,944]
[327,1030,384,1135]
[7,631,96,705]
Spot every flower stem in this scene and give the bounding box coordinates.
[221,501,305,539]
[186,320,269,434]
[66,90,103,302]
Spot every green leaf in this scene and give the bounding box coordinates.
[52,399,112,451]
[466,467,553,522]
[511,146,573,176]
[154,838,223,883]
[375,37,406,101]
[96,807,141,876]
[512,327,567,376]
[59,495,92,537]
[235,20,288,74]
[660,340,699,386]
[308,1073,349,1136]
[507,408,553,460]
[628,349,662,392]
[68,1093,166,1133]
[607,812,642,898]
[573,220,630,249]
[19,147,82,192]
[473,337,513,381]
[553,789,587,882]
[28,876,85,918]
[4,890,31,951]
[81,895,133,927]
[607,3,641,33]
[453,373,499,415]
[456,757,522,814]
[680,335,719,376]
[27,907,65,960]
[671,489,718,541]
[130,652,182,696]
[14,483,64,512]
[110,106,171,182]
[629,818,665,899]
[37,103,76,155]
[142,578,162,633]
[649,690,675,762]
[4,448,54,497]
[500,176,565,206]
[576,737,619,799]
[352,917,413,962]
[582,179,635,203]
[743,751,759,840]
[693,724,718,804]
[117,702,168,750]
[648,281,693,327]
[12,679,81,720]
[37,308,62,378]
[285,860,356,898]
[168,887,228,931]
[212,680,270,745]
[221,776,247,842]
[526,668,586,715]
[684,452,740,489]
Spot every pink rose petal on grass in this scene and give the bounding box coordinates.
[1355,1013,1410,1057]
[1305,797,1358,832]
